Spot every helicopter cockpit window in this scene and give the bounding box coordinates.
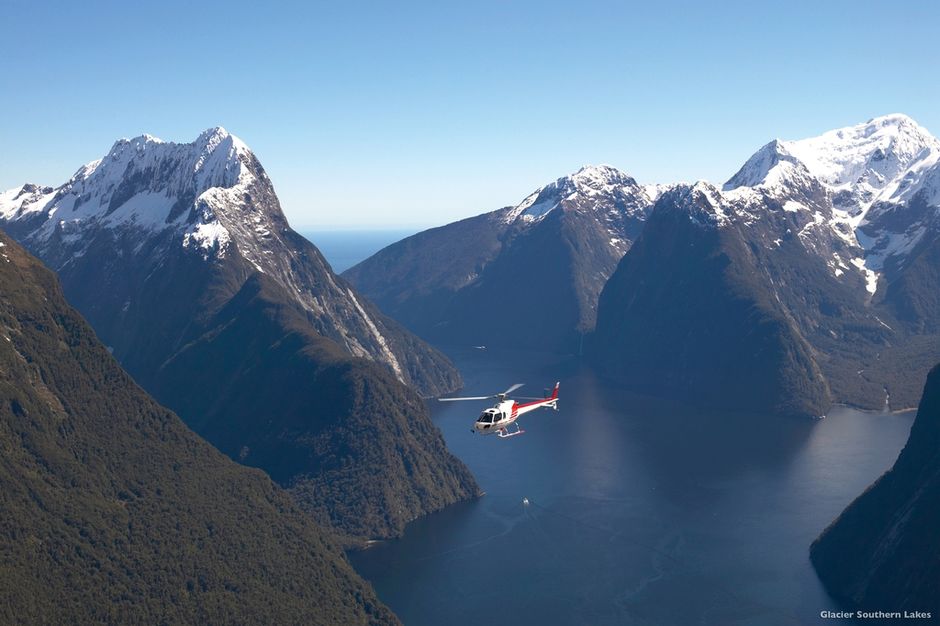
[479,412,492,423]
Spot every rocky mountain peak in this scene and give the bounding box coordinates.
[569,163,639,188]
[95,127,248,195]
[787,114,938,209]
[0,128,271,265]
[0,128,462,397]
[196,125,232,145]
[727,114,940,215]
[657,180,734,228]
[504,164,645,224]
[724,139,808,191]
[712,115,940,290]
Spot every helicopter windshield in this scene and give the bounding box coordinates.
[478,412,492,423]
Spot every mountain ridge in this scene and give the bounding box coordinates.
[0,127,460,397]
[340,112,940,416]
[0,129,478,541]
[343,163,656,353]
[592,113,940,414]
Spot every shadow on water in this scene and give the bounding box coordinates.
[350,347,915,626]
[570,363,818,496]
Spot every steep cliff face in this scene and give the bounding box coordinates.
[344,165,656,352]
[811,364,940,613]
[150,272,479,542]
[592,184,832,417]
[0,129,477,541]
[0,232,397,625]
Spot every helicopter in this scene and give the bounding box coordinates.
[439,382,559,438]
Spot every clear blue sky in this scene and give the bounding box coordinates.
[2,0,938,228]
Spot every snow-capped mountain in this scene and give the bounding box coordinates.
[725,114,940,291]
[505,164,656,241]
[0,129,477,540]
[593,182,835,417]
[1,129,251,258]
[593,114,940,414]
[343,164,657,352]
[0,127,459,396]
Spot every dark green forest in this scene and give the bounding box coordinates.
[0,233,397,624]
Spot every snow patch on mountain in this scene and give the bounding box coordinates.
[511,190,557,222]
[344,287,404,381]
[504,164,647,224]
[849,257,879,294]
[642,183,672,204]
[183,221,231,256]
[0,184,56,220]
[724,140,808,191]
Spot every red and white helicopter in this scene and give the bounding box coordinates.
[439,382,560,438]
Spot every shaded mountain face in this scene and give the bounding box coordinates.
[343,165,658,352]
[593,115,940,414]
[811,364,940,614]
[0,233,397,625]
[592,185,833,417]
[0,129,476,541]
[150,272,479,542]
[0,128,458,397]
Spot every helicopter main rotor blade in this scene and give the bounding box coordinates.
[501,383,524,396]
[438,396,493,402]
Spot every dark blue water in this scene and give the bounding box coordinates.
[350,347,916,626]
[300,229,418,273]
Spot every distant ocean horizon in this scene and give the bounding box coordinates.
[300,229,421,273]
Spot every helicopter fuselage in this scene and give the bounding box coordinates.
[441,381,559,439]
[473,393,557,435]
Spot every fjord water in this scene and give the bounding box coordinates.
[349,348,915,626]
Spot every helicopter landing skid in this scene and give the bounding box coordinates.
[497,424,525,438]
